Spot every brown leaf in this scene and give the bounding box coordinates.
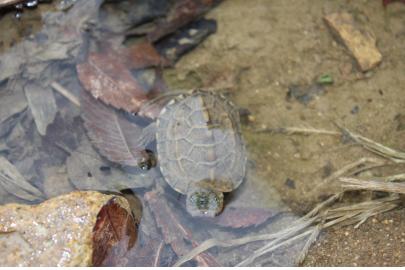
[77,48,150,113]
[206,206,279,229]
[81,91,151,167]
[92,197,138,266]
[145,190,220,266]
[120,41,170,70]
[147,0,222,42]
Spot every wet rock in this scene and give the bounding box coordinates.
[324,12,382,72]
[0,191,137,266]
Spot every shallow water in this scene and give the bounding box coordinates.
[0,0,404,266]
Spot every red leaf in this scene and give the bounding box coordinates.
[383,0,405,6]
[144,190,220,266]
[205,206,279,229]
[81,91,150,167]
[119,41,171,69]
[77,47,150,113]
[148,0,222,42]
[92,197,138,266]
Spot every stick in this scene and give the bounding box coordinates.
[50,81,81,107]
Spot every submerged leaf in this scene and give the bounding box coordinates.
[66,136,153,191]
[205,206,280,229]
[80,91,152,168]
[148,0,222,42]
[156,18,217,64]
[77,47,153,113]
[0,156,43,201]
[120,41,170,69]
[145,190,220,266]
[24,81,58,136]
[92,196,138,266]
[383,0,405,6]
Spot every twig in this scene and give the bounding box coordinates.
[50,81,81,107]
[153,241,164,267]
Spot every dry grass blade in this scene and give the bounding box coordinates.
[338,126,405,163]
[236,229,314,266]
[174,190,401,267]
[255,126,341,136]
[296,226,321,265]
[308,157,385,196]
[341,177,405,194]
[370,173,405,182]
[173,215,318,266]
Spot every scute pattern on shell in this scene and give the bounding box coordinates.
[156,90,247,194]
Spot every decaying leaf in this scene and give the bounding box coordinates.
[0,82,28,137]
[383,0,405,6]
[24,81,58,136]
[66,136,154,191]
[41,165,75,199]
[156,18,217,64]
[80,91,153,168]
[120,41,170,69]
[77,47,154,113]
[0,156,43,201]
[92,196,138,266]
[147,0,222,42]
[205,206,280,229]
[145,190,220,266]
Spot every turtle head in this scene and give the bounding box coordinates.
[186,184,224,217]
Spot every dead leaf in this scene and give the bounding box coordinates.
[77,47,152,113]
[119,41,170,69]
[0,156,43,201]
[145,190,220,266]
[205,206,280,229]
[66,136,154,191]
[24,81,58,136]
[92,196,138,266]
[0,81,28,137]
[41,165,75,199]
[148,0,222,42]
[155,18,217,64]
[80,90,154,168]
[383,0,405,6]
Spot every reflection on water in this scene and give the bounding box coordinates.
[1,0,404,267]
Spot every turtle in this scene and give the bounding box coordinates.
[135,89,247,217]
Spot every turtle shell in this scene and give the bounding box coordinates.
[156,90,247,194]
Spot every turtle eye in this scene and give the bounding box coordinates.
[138,149,156,170]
